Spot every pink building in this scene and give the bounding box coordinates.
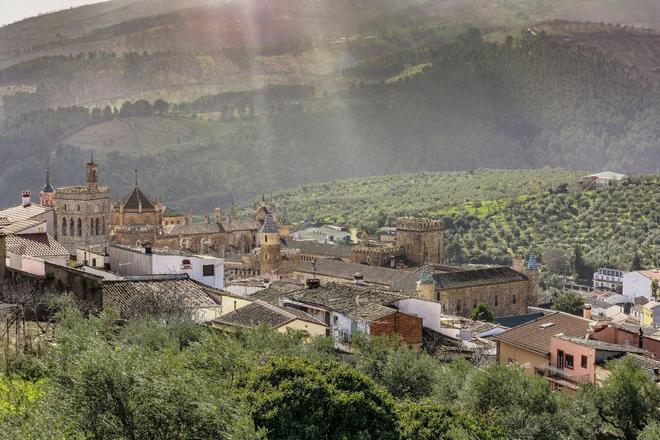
[541,335,648,390]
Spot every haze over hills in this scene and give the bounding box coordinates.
[0,0,658,211]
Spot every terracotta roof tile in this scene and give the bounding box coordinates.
[5,233,69,257]
[493,311,593,356]
[102,276,221,317]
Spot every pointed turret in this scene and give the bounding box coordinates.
[40,160,55,207]
[416,264,436,301]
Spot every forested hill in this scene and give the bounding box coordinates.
[1,30,659,210]
[264,172,659,272]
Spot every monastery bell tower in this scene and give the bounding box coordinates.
[258,213,281,275]
[86,154,98,190]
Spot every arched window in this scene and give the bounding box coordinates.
[102,217,106,234]
[69,218,74,236]
[265,235,268,243]
[90,218,95,236]
[61,218,67,236]
[95,218,100,236]
[77,205,81,211]
[77,218,82,237]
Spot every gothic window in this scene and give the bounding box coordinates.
[494,295,499,307]
[96,218,100,236]
[77,205,80,211]
[456,299,462,312]
[69,218,74,236]
[90,218,95,235]
[61,218,67,236]
[265,235,268,243]
[512,295,517,304]
[102,217,106,234]
[77,218,82,237]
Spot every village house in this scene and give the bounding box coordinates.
[493,311,593,376]
[212,299,327,338]
[107,244,224,289]
[253,282,423,352]
[542,335,649,390]
[593,267,625,291]
[623,269,660,302]
[591,321,660,358]
[580,171,627,189]
[0,191,55,236]
[102,274,226,322]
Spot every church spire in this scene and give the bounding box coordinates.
[134,168,139,187]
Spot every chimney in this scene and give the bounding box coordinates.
[0,233,6,281]
[512,255,524,273]
[306,278,321,289]
[583,304,592,321]
[353,272,365,285]
[22,191,31,208]
[214,208,222,224]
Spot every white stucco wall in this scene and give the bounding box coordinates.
[151,254,224,289]
[623,272,652,302]
[394,298,444,332]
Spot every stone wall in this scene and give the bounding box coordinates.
[438,280,532,317]
[396,218,444,265]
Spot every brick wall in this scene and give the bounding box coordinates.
[370,311,423,346]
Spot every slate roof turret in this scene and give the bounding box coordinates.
[260,213,279,233]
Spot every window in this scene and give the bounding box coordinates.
[581,355,588,369]
[565,354,574,369]
[92,258,97,267]
[512,295,517,304]
[264,235,268,243]
[203,264,215,277]
[494,295,499,307]
[456,299,462,312]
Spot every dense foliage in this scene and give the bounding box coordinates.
[442,176,660,271]
[2,307,658,439]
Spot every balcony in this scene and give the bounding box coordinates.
[538,364,592,389]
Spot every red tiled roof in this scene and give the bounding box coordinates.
[493,311,593,356]
[5,233,69,257]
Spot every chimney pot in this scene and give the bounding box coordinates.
[22,191,31,208]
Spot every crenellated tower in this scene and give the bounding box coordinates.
[396,218,444,266]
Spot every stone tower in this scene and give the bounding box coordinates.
[277,206,290,237]
[258,213,281,274]
[416,264,436,301]
[396,218,444,266]
[39,162,55,208]
[86,154,98,190]
[524,252,540,306]
[55,157,112,253]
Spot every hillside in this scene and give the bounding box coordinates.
[0,1,659,211]
[442,175,660,271]
[535,20,660,82]
[265,172,659,271]
[262,169,585,226]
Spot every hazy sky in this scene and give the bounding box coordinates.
[0,1,108,26]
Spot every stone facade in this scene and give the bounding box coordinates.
[55,159,112,253]
[396,218,443,265]
[258,214,281,274]
[350,245,397,267]
[439,279,533,317]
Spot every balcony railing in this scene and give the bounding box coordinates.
[539,364,592,385]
